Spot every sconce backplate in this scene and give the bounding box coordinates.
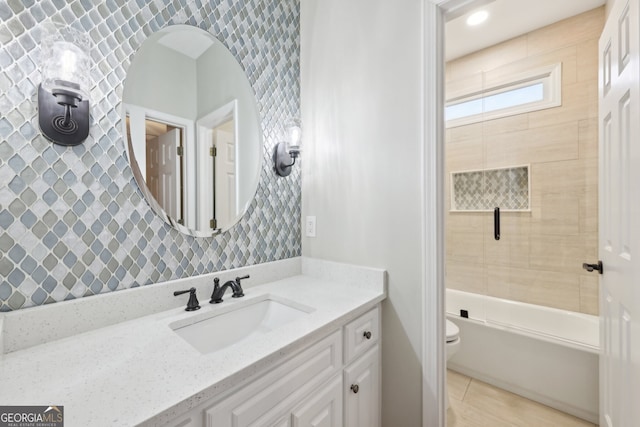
[38,84,90,146]
[273,142,293,177]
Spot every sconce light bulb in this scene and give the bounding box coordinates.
[60,48,79,81]
[285,119,302,155]
[292,127,301,143]
[41,36,92,102]
[289,126,301,146]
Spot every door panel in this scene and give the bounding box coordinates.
[215,126,236,228]
[598,1,640,425]
[343,345,380,427]
[291,375,342,427]
[147,128,182,220]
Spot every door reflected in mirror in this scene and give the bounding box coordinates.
[196,100,238,231]
[125,117,186,225]
[122,25,262,237]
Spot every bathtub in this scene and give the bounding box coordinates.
[446,289,599,424]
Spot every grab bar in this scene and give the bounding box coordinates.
[494,207,500,240]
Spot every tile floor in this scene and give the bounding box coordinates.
[446,370,598,427]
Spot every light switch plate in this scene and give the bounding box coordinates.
[305,216,316,237]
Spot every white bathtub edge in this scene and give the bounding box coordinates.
[446,288,599,349]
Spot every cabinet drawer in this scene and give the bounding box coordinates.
[205,330,342,427]
[343,307,379,364]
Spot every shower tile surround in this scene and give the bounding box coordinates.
[0,0,301,311]
[445,7,604,315]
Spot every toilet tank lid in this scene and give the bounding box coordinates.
[446,319,460,341]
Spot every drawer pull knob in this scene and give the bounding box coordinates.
[351,384,359,394]
[363,331,372,340]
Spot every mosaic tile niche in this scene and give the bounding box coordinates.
[0,0,301,311]
[451,166,530,211]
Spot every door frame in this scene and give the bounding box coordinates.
[421,1,495,425]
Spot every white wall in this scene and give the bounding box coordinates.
[123,41,198,120]
[301,0,425,424]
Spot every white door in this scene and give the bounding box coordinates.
[147,128,182,220]
[195,127,214,231]
[598,0,640,425]
[214,123,237,228]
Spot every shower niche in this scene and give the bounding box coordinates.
[450,165,530,212]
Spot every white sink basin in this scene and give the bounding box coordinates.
[170,297,312,354]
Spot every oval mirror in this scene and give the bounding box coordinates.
[122,25,262,237]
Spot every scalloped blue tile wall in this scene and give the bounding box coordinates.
[0,0,301,311]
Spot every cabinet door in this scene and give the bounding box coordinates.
[205,331,342,427]
[291,375,343,427]
[271,416,291,427]
[343,345,380,427]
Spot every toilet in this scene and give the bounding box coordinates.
[446,318,461,359]
[445,319,461,408]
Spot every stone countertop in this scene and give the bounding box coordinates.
[0,259,386,426]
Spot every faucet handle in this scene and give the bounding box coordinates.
[233,275,249,297]
[174,287,201,311]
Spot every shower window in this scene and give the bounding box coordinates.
[445,63,562,128]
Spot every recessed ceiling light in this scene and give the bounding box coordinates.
[466,10,489,26]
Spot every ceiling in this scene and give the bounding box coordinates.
[446,0,607,61]
[157,29,214,60]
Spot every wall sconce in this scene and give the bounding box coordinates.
[38,26,91,146]
[273,118,302,177]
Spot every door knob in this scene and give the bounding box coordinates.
[350,384,359,394]
[582,261,603,274]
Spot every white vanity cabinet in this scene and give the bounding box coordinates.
[162,306,380,427]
